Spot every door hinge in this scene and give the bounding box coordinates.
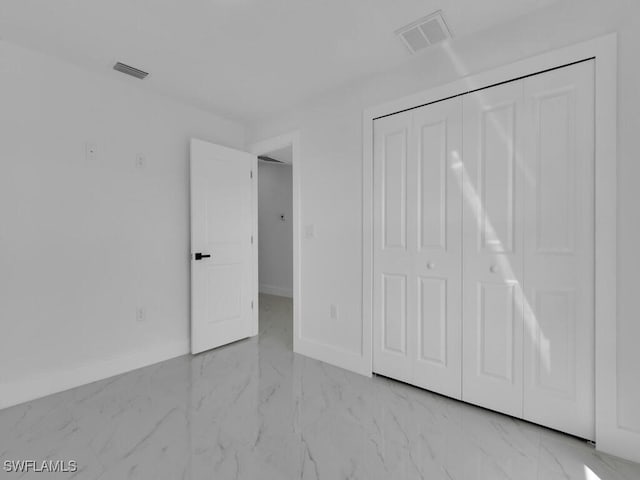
[251,301,254,310]
[251,235,254,244]
[250,170,253,179]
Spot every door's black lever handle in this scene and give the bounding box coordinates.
[194,253,211,260]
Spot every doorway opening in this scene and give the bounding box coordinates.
[250,132,300,353]
[256,146,293,347]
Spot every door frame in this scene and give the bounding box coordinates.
[362,34,619,456]
[249,131,301,350]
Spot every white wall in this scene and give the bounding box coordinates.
[258,162,293,297]
[0,40,245,408]
[248,0,640,443]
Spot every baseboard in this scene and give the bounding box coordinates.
[294,336,371,377]
[259,283,293,298]
[0,340,189,411]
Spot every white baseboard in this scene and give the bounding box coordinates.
[259,283,293,298]
[0,340,189,411]
[294,336,371,377]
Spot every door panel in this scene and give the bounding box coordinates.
[477,283,516,382]
[462,81,525,417]
[418,277,447,365]
[382,273,408,355]
[206,264,243,323]
[373,97,463,399]
[373,111,414,383]
[532,290,576,395]
[190,139,255,354]
[382,130,408,250]
[412,98,463,398]
[479,104,517,253]
[522,60,595,440]
[534,92,575,253]
[418,120,447,250]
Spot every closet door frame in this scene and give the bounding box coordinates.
[363,34,620,459]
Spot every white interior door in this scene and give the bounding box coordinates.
[522,61,595,439]
[461,80,525,418]
[373,96,463,399]
[190,138,255,354]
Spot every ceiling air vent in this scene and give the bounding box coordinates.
[258,155,284,164]
[113,62,149,80]
[396,11,452,54]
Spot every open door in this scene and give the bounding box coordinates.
[190,138,256,354]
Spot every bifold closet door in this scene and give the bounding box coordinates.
[461,80,525,418]
[372,60,595,439]
[522,60,595,440]
[373,97,463,399]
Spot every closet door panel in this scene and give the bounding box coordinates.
[418,277,447,364]
[523,60,595,440]
[373,111,415,382]
[477,283,517,382]
[462,81,525,418]
[373,97,462,397]
[412,97,463,399]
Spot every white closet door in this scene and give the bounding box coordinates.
[373,110,414,383]
[411,98,463,398]
[462,81,525,418]
[373,97,463,398]
[522,61,595,440]
[372,61,596,439]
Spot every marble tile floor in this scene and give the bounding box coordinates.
[1,294,639,480]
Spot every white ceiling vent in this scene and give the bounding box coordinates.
[113,62,149,80]
[395,11,452,54]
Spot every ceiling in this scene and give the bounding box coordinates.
[0,0,558,123]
